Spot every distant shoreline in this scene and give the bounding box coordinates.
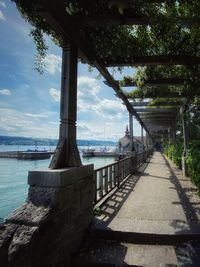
[0,136,117,147]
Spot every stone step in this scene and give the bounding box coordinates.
[92,228,200,245]
[72,239,200,267]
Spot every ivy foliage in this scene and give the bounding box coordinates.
[186,141,200,192]
[12,0,63,73]
[11,0,200,73]
[165,142,183,169]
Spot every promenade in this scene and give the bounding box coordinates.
[76,152,200,266]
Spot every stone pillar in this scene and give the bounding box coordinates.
[50,43,81,169]
[182,113,188,176]
[0,165,94,267]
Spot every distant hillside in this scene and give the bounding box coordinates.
[0,136,116,147]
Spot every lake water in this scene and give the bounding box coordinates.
[0,145,115,221]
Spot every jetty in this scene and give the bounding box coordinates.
[0,150,53,159]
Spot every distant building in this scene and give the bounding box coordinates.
[117,126,145,157]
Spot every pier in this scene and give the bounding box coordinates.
[0,151,53,159]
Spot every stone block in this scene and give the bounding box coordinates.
[81,206,94,230]
[75,179,85,191]
[28,186,59,208]
[28,164,94,188]
[71,194,81,219]
[59,185,74,209]
[80,193,92,211]
[80,182,91,196]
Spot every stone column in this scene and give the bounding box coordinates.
[50,43,81,169]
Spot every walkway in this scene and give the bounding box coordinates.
[74,152,200,267]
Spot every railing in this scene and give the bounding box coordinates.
[94,156,133,203]
[94,148,153,204]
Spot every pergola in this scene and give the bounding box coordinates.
[14,0,200,169]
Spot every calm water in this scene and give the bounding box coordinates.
[0,145,115,221]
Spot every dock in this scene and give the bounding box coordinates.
[82,149,116,157]
[0,150,53,159]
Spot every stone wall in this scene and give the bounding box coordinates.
[0,164,94,267]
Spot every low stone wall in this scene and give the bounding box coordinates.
[0,164,94,267]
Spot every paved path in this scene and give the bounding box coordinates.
[94,152,200,236]
[77,152,200,267]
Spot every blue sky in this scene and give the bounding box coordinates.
[0,1,142,141]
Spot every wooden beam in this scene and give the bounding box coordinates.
[106,55,200,66]
[140,113,175,117]
[135,108,178,113]
[75,14,200,28]
[131,101,183,106]
[127,92,187,98]
[106,78,190,87]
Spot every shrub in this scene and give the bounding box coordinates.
[186,141,200,192]
[165,142,183,169]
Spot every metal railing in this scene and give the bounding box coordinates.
[94,149,152,204]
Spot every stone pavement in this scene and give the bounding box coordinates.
[94,152,200,236]
[74,152,200,267]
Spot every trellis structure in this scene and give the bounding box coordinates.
[13,0,200,170]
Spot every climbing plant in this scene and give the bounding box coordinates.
[11,0,200,73]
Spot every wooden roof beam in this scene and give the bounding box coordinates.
[76,15,200,28]
[131,101,183,106]
[106,55,200,67]
[127,92,187,98]
[105,78,190,87]
[135,107,178,113]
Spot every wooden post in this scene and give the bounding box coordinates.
[141,125,144,147]
[49,43,81,169]
[129,113,134,152]
[182,113,188,157]
[182,112,188,176]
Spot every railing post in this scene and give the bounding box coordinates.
[104,167,108,194]
[99,169,103,198]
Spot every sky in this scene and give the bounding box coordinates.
[0,1,142,141]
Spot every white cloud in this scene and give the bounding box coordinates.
[49,88,60,102]
[77,76,126,121]
[0,10,5,20]
[0,1,6,8]
[44,54,61,74]
[25,113,48,119]
[0,108,58,138]
[0,89,11,95]
[94,99,126,120]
